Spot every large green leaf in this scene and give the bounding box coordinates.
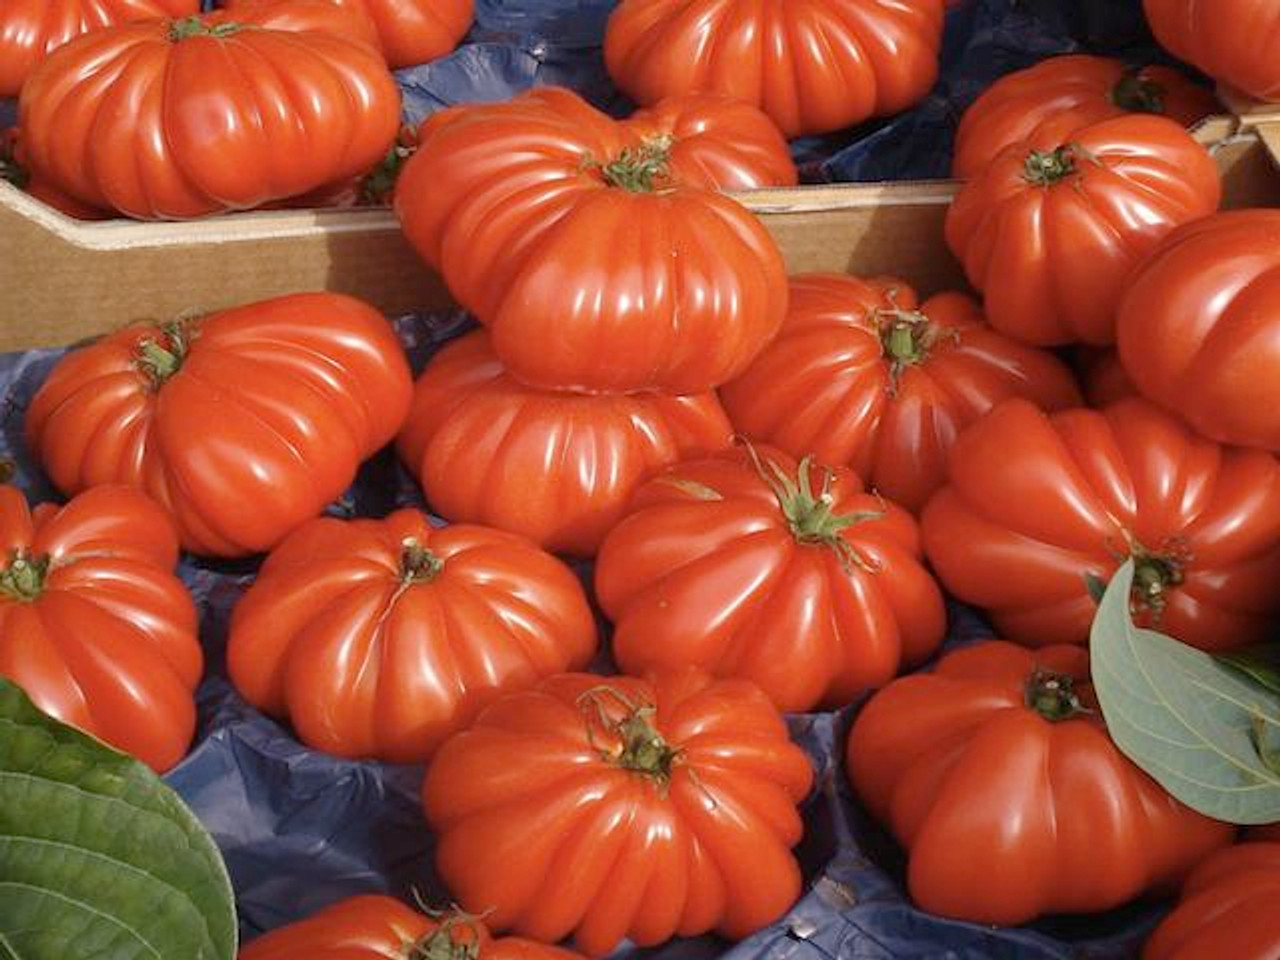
[1089,559,1280,825]
[0,679,236,960]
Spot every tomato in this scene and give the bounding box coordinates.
[846,640,1234,925]
[719,274,1082,513]
[240,894,585,960]
[945,114,1221,346]
[17,0,400,219]
[603,0,946,139]
[422,669,814,957]
[394,86,790,395]
[1075,347,1137,408]
[920,397,1280,650]
[1143,843,1280,960]
[1115,210,1280,452]
[1144,1,1280,102]
[952,54,1218,179]
[26,292,413,558]
[595,444,946,711]
[1,125,113,219]
[395,329,733,558]
[228,510,597,764]
[0,484,200,772]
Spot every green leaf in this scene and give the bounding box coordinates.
[1216,644,1280,697]
[0,679,237,960]
[1089,559,1280,825]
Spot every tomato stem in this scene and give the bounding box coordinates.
[0,551,50,602]
[578,686,680,786]
[400,539,444,584]
[1109,70,1165,114]
[1130,549,1184,620]
[135,322,190,389]
[1025,667,1090,721]
[1023,146,1077,185]
[169,16,245,41]
[599,136,673,193]
[406,911,483,960]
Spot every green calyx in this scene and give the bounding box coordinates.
[0,551,51,602]
[1025,667,1090,722]
[407,914,483,960]
[578,687,680,786]
[134,321,192,389]
[1109,69,1166,114]
[599,136,674,193]
[169,16,245,42]
[1129,548,1185,619]
[1023,146,1077,186]
[399,538,444,585]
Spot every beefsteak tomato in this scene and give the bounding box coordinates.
[1144,0,1280,102]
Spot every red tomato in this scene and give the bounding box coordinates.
[395,329,733,558]
[18,0,400,219]
[719,274,1082,513]
[394,86,790,394]
[0,484,200,772]
[595,445,947,711]
[921,397,1280,650]
[953,54,1218,179]
[945,114,1221,346]
[1115,210,1280,452]
[1143,843,1280,960]
[422,669,814,957]
[228,510,597,764]
[1074,347,1137,408]
[1144,0,1280,102]
[603,0,946,139]
[846,640,1234,925]
[2,125,113,219]
[26,292,413,558]
[240,894,585,960]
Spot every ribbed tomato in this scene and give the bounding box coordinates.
[0,484,200,772]
[719,274,1082,513]
[18,0,400,219]
[921,397,1280,650]
[846,641,1234,925]
[595,445,946,711]
[1144,0,1280,102]
[603,0,946,138]
[394,86,790,394]
[395,329,733,557]
[26,292,413,558]
[952,54,1217,179]
[945,114,1221,346]
[422,669,814,957]
[228,510,597,764]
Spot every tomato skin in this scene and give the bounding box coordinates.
[846,640,1234,926]
[1144,0,1280,102]
[228,510,597,764]
[394,86,790,395]
[595,445,946,711]
[395,329,733,558]
[945,114,1221,346]
[952,54,1217,179]
[0,484,200,772]
[1143,843,1280,960]
[603,0,945,139]
[26,292,413,558]
[920,396,1280,650]
[17,0,400,219]
[719,274,1082,513]
[422,669,814,957]
[1115,210,1280,452]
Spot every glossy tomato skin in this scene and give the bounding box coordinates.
[1144,0,1280,102]
[846,641,1234,925]
[719,274,1082,513]
[26,292,413,558]
[0,485,200,772]
[422,669,814,957]
[921,396,1280,650]
[18,0,400,219]
[595,445,947,711]
[1115,210,1280,451]
[395,329,733,557]
[228,509,597,764]
[394,86,789,395]
[604,0,945,139]
[945,114,1221,346]
[952,54,1217,179]
[1143,843,1280,960]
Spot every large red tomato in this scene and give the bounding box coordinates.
[1144,1,1280,102]
[0,484,200,772]
[17,0,400,219]
[595,445,946,711]
[394,86,790,394]
[1143,843,1280,960]
[945,114,1221,346]
[921,397,1280,650]
[395,329,733,557]
[719,274,1082,513]
[1,125,113,219]
[26,292,413,558]
[228,510,597,764]
[847,641,1234,925]
[422,669,814,957]
[952,54,1218,179]
[1115,210,1280,452]
[603,0,946,139]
